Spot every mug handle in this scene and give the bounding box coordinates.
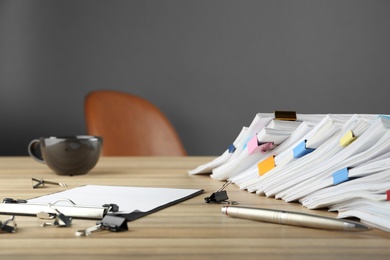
[28,139,45,164]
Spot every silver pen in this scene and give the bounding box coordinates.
[221,206,370,232]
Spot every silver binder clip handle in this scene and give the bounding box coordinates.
[32,178,67,188]
[75,224,102,237]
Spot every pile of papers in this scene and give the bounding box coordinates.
[189,112,390,232]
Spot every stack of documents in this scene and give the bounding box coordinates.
[189,112,390,232]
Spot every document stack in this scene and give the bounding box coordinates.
[189,112,390,232]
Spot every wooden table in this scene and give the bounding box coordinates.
[0,157,389,260]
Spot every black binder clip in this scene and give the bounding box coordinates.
[2,198,27,204]
[0,216,17,233]
[103,203,119,213]
[75,215,128,237]
[204,181,238,204]
[37,204,72,227]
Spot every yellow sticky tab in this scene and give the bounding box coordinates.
[258,156,275,176]
[340,130,357,147]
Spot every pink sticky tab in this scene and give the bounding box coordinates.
[387,190,390,201]
[247,135,261,155]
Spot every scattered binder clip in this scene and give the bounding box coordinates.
[2,198,27,204]
[32,178,67,189]
[0,215,17,233]
[38,203,72,227]
[75,215,128,237]
[204,181,238,204]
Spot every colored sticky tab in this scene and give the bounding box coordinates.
[247,135,261,155]
[259,142,275,153]
[258,156,275,176]
[387,190,390,201]
[293,140,315,158]
[340,130,357,147]
[247,134,275,155]
[274,111,297,121]
[243,136,252,150]
[332,168,349,185]
[228,143,236,153]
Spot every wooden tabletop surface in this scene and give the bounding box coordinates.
[0,156,389,260]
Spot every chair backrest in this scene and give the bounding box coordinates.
[84,90,187,156]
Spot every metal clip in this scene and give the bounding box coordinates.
[32,178,67,189]
[2,198,27,204]
[0,216,17,233]
[38,203,72,227]
[75,215,128,237]
[102,203,119,213]
[204,181,238,204]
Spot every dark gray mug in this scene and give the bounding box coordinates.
[28,136,103,176]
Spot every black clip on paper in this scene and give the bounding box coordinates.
[204,181,238,204]
[75,215,128,237]
[103,203,119,213]
[0,216,17,233]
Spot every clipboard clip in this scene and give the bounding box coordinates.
[0,215,17,233]
[204,181,238,204]
[75,215,128,236]
[0,198,119,219]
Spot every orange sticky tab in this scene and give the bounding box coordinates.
[258,156,275,176]
[340,130,357,147]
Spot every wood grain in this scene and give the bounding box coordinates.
[0,157,389,260]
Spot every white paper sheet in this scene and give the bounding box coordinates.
[28,185,203,214]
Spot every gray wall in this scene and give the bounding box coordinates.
[1,0,390,156]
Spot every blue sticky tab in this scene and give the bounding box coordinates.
[243,136,252,150]
[228,144,236,153]
[293,140,315,158]
[333,168,349,185]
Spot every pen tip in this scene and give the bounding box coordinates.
[354,223,371,231]
[345,221,370,231]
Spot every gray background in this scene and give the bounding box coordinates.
[1,0,389,156]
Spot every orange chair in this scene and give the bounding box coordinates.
[84,90,187,156]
